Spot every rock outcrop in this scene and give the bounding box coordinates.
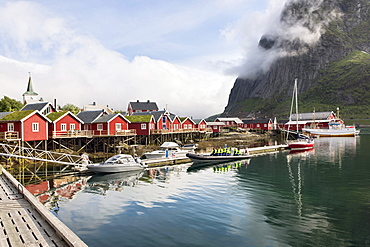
[223,0,370,118]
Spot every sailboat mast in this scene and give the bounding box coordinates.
[295,78,299,132]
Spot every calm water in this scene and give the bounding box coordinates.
[34,132,370,246]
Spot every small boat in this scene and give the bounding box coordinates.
[186,152,252,165]
[286,79,315,150]
[87,154,147,173]
[144,142,195,159]
[287,138,315,150]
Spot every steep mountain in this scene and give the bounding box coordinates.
[223,0,370,119]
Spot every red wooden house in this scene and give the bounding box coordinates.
[133,110,172,132]
[194,119,208,130]
[242,118,274,131]
[180,117,196,130]
[46,111,84,138]
[206,122,224,133]
[284,111,336,131]
[77,110,107,131]
[125,115,156,135]
[91,113,133,136]
[127,100,158,116]
[0,110,50,142]
[169,115,182,131]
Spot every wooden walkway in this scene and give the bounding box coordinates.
[0,167,87,247]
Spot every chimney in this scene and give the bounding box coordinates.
[147,100,150,103]
[137,100,139,102]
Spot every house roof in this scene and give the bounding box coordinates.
[129,101,158,111]
[243,118,272,124]
[0,110,35,121]
[0,112,12,119]
[207,122,225,126]
[216,117,243,124]
[192,119,206,124]
[125,115,153,123]
[289,111,334,121]
[46,111,84,123]
[133,110,174,122]
[0,110,51,123]
[93,113,129,123]
[77,110,105,124]
[21,102,56,113]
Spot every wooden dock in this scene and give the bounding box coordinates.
[0,166,87,247]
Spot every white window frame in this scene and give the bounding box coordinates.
[70,123,76,130]
[116,123,122,131]
[61,123,67,131]
[7,123,14,132]
[97,124,103,130]
[32,122,39,132]
[141,123,147,130]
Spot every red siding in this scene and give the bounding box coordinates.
[23,113,48,141]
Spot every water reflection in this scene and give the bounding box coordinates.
[26,175,91,211]
[85,170,144,195]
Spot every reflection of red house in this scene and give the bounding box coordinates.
[126,115,155,135]
[47,111,83,138]
[26,181,50,195]
[0,110,51,141]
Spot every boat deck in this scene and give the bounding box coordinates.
[0,167,87,247]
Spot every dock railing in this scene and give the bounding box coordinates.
[0,131,20,141]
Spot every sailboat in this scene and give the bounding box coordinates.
[286,79,315,150]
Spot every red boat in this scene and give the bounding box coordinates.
[288,139,315,150]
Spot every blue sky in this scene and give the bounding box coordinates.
[0,0,286,118]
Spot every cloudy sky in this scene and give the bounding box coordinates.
[0,0,286,118]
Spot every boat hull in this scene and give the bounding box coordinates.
[186,153,251,164]
[302,128,359,137]
[288,142,315,150]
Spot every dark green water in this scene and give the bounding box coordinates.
[43,132,370,246]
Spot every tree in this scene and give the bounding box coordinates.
[0,96,23,112]
[59,103,81,115]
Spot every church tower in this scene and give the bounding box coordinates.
[22,72,42,104]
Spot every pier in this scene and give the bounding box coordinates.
[0,166,87,247]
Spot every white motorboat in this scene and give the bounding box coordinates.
[302,120,360,137]
[143,142,195,159]
[87,154,147,173]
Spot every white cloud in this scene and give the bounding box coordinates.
[0,1,242,118]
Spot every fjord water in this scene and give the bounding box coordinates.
[50,133,370,246]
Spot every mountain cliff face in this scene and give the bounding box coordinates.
[224,0,370,119]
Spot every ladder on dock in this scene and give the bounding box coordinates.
[0,143,84,166]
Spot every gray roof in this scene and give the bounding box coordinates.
[129,101,158,111]
[94,114,120,123]
[242,118,272,124]
[77,110,105,124]
[0,112,12,119]
[290,111,334,121]
[21,102,50,111]
[132,110,176,122]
